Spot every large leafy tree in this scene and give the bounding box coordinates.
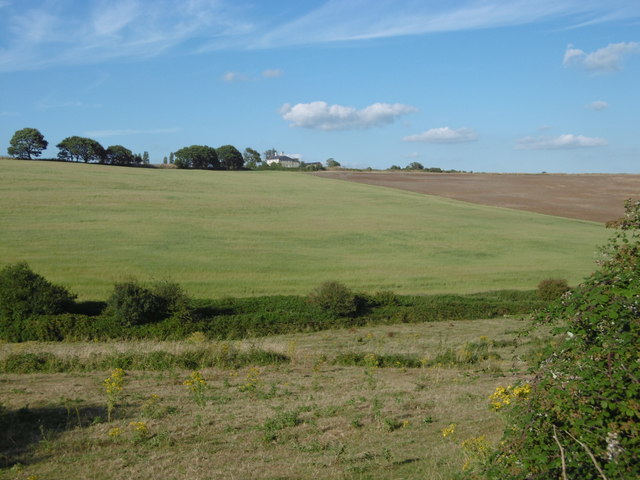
[173,145,219,169]
[484,200,640,479]
[243,147,261,169]
[105,145,135,166]
[7,127,48,159]
[57,136,105,163]
[263,148,278,159]
[217,145,244,170]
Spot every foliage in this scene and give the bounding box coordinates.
[406,162,424,170]
[7,128,48,159]
[104,145,136,166]
[307,281,360,317]
[0,263,76,338]
[173,145,219,169]
[217,144,244,170]
[484,199,640,480]
[103,368,125,421]
[57,136,106,163]
[105,279,190,326]
[263,148,278,159]
[243,147,262,168]
[536,278,570,301]
[326,158,340,168]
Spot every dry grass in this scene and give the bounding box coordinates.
[0,317,550,479]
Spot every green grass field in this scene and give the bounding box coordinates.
[0,158,608,300]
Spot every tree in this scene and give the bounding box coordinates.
[243,147,262,169]
[263,148,278,159]
[217,145,244,170]
[406,162,424,170]
[142,151,150,164]
[169,152,175,164]
[163,156,168,165]
[483,199,640,479]
[388,165,401,170]
[173,145,219,169]
[326,158,341,168]
[57,136,105,163]
[105,145,135,166]
[7,128,48,159]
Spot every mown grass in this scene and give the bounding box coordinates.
[0,158,607,300]
[0,317,553,479]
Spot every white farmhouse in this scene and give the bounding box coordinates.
[265,153,301,168]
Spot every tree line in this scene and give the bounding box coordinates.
[6,127,329,171]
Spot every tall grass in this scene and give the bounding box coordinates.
[0,158,607,299]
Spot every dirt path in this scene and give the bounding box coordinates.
[313,171,640,223]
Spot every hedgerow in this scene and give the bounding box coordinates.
[483,200,640,479]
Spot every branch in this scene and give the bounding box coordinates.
[564,430,608,480]
[552,426,568,480]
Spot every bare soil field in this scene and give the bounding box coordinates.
[314,171,640,223]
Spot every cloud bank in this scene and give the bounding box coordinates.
[280,101,417,131]
[403,127,478,143]
[587,100,609,111]
[515,134,607,150]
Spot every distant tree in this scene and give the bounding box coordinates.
[406,162,424,170]
[388,165,402,170]
[163,156,168,165]
[7,128,48,159]
[217,145,244,170]
[243,147,262,169]
[169,152,175,164]
[142,151,150,164]
[263,148,278,159]
[326,158,340,168]
[105,145,135,166]
[57,136,105,163]
[174,145,219,169]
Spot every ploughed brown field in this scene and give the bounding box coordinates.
[314,171,640,223]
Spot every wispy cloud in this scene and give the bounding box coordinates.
[85,128,181,137]
[563,42,639,74]
[262,68,283,78]
[1,1,639,72]
[587,100,609,111]
[403,126,478,144]
[515,134,607,150]
[221,71,247,83]
[280,101,417,131]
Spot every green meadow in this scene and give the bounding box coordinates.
[0,158,607,300]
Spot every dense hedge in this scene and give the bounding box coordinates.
[0,287,546,342]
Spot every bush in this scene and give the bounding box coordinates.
[484,200,640,479]
[307,281,359,317]
[0,262,75,323]
[536,278,570,301]
[105,279,190,326]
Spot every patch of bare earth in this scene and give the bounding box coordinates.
[313,171,640,223]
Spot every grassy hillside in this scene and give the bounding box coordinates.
[0,158,608,300]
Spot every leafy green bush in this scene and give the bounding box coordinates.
[536,278,570,301]
[0,262,76,321]
[484,200,640,479]
[307,281,360,317]
[105,279,189,326]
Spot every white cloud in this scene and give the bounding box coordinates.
[85,128,181,137]
[280,101,417,131]
[36,100,102,110]
[587,100,609,111]
[563,42,639,73]
[515,134,607,150]
[403,126,478,143]
[221,71,246,83]
[262,68,283,78]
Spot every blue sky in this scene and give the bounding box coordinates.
[1,0,639,172]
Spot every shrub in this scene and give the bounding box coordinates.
[0,262,75,323]
[484,200,640,479]
[307,281,359,317]
[105,279,190,326]
[536,278,570,301]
